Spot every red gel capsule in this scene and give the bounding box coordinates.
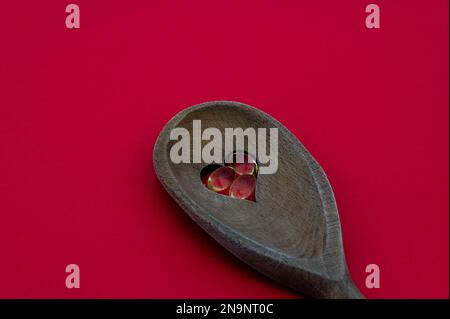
[234,161,257,176]
[226,152,258,176]
[229,174,256,200]
[207,166,236,192]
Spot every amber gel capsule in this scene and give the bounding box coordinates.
[207,166,236,192]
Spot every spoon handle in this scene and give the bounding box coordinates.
[317,275,365,299]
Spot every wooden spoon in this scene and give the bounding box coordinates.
[153,101,364,299]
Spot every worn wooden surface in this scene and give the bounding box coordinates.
[153,101,364,299]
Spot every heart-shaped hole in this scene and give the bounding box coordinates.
[200,152,258,201]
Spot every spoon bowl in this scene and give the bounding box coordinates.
[153,101,363,299]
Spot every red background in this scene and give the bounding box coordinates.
[0,0,448,298]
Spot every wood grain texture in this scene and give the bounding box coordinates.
[153,101,364,299]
